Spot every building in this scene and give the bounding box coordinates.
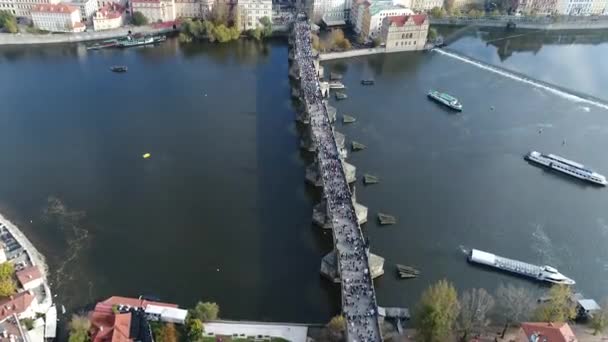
[10,0,60,19]
[410,0,442,10]
[131,0,175,22]
[359,1,413,41]
[237,0,271,31]
[31,3,85,32]
[0,0,16,16]
[381,13,428,51]
[0,292,37,323]
[517,0,558,14]
[555,0,604,14]
[174,0,203,17]
[97,0,127,10]
[310,0,350,24]
[15,266,43,292]
[92,3,125,30]
[67,0,97,22]
[591,0,607,13]
[89,296,185,342]
[451,0,484,10]
[518,322,577,342]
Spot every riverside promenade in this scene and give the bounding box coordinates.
[0,24,176,46]
[291,19,382,342]
[430,15,608,30]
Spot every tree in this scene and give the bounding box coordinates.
[68,315,91,342]
[0,262,15,297]
[131,12,148,26]
[178,32,193,43]
[533,285,577,323]
[496,283,536,338]
[259,16,272,38]
[372,37,382,47]
[468,9,483,18]
[414,279,460,342]
[327,315,346,341]
[444,0,455,13]
[187,318,204,341]
[0,10,18,33]
[210,2,229,25]
[248,28,263,41]
[429,6,446,18]
[0,262,13,279]
[457,288,495,342]
[590,299,608,335]
[192,302,219,322]
[428,27,438,41]
[160,323,179,342]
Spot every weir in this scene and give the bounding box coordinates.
[290,18,383,342]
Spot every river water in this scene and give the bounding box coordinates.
[0,28,607,323]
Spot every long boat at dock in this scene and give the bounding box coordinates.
[468,248,575,285]
[525,151,606,186]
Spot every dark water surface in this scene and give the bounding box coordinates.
[0,29,607,323]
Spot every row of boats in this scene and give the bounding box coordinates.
[88,34,166,50]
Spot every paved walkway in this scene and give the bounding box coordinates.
[292,20,381,342]
[204,321,308,342]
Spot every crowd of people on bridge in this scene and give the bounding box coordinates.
[292,19,381,342]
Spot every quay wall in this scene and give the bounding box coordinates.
[0,26,176,46]
[430,16,608,30]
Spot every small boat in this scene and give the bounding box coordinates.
[427,90,462,111]
[378,213,396,225]
[363,174,378,185]
[525,151,606,186]
[329,81,345,89]
[396,264,420,275]
[398,273,417,279]
[342,115,356,124]
[142,153,151,159]
[335,92,348,100]
[110,66,128,73]
[330,72,343,80]
[117,35,158,48]
[351,141,366,151]
[361,79,375,85]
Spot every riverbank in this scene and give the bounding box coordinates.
[431,15,608,30]
[0,25,176,46]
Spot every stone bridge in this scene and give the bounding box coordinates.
[289,19,383,342]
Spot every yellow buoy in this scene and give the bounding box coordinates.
[142,153,151,159]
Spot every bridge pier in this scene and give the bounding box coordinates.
[306,159,356,187]
[313,190,367,228]
[320,249,385,283]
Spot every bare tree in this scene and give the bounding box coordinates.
[495,283,536,338]
[457,288,495,341]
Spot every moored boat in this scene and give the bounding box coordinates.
[335,92,348,100]
[361,79,374,85]
[351,141,366,151]
[525,151,606,186]
[378,213,396,225]
[87,39,118,50]
[342,115,356,124]
[427,89,462,111]
[110,65,128,73]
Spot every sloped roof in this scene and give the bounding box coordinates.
[32,3,78,13]
[15,266,42,287]
[386,14,427,27]
[0,292,35,322]
[520,322,578,342]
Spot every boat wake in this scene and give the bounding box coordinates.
[458,245,470,256]
[433,48,608,111]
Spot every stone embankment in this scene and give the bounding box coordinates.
[431,15,608,30]
[0,25,176,46]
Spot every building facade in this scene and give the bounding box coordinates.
[410,0,442,10]
[451,0,484,10]
[10,0,60,18]
[359,2,413,41]
[31,3,85,32]
[174,0,203,17]
[517,0,558,14]
[310,0,350,24]
[93,3,125,29]
[381,14,428,51]
[68,0,98,22]
[131,0,174,22]
[237,0,271,30]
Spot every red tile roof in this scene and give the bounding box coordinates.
[131,0,161,3]
[100,296,177,310]
[0,292,35,322]
[32,3,79,14]
[15,266,42,288]
[520,322,578,342]
[96,4,125,19]
[111,313,131,342]
[386,14,427,27]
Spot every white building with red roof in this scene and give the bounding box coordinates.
[0,292,37,323]
[518,322,578,342]
[131,0,175,22]
[31,3,85,32]
[380,13,428,51]
[93,3,126,30]
[15,266,43,292]
[358,1,413,40]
